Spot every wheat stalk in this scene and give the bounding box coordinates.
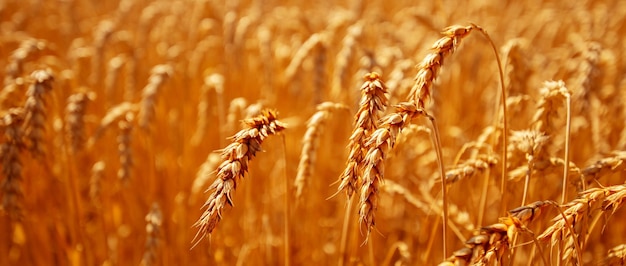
[192,73,225,146]
[193,110,286,246]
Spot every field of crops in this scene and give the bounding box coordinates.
[1,0,626,265]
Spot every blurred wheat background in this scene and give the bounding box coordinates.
[1,0,626,265]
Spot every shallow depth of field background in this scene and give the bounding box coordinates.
[1,0,626,265]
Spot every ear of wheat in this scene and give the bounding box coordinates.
[193,109,286,246]
[336,72,388,199]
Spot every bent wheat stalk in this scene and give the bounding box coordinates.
[192,110,286,247]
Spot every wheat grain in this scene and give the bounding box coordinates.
[337,72,388,199]
[284,33,325,85]
[331,22,363,100]
[193,110,286,245]
[92,102,138,142]
[408,25,475,108]
[581,151,626,184]
[443,155,498,184]
[117,113,134,184]
[65,90,95,152]
[295,102,348,200]
[104,55,126,106]
[91,20,116,86]
[138,64,173,130]
[359,102,425,239]
[89,161,105,208]
[602,244,626,266]
[140,203,163,266]
[443,201,549,265]
[539,184,626,262]
[502,38,532,96]
[192,153,222,197]
[4,39,47,86]
[23,69,54,157]
[0,108,25,221]
[532,80,570,135]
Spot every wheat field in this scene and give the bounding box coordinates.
[1,0,626,265]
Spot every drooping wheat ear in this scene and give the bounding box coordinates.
[508,157,580,183]
[295,102,348,200]
[0,108,25,221]
[408,24,475,108]
[284,33,325,85]
[193,110,287,246]
[90,161,105,208]
[226,98,249,134]
[539,184,626,263]
[313,42,327,105]
[331,22,364,100]
[443,154,498,184]
[359,102,424,239]
[192,73,225,146]
[336,72,389,199]
[91,20,115,86]
[104,55,126,106]
[4,39,47,86]
[117,113,134,185]
[532,80,570,134]
[124,51,138,101]
[138,64,173,130]
[532,80,572,202]
[23,69,54,157]
[140,203,163,266]
[92,102,139,142]
[1,77,26,110]
[385,59,413,102]
[507,130,549,205]
[502,38,532,96]
[603,244,626,265]
[191,153,222,197]
[575,42,602,112]
[581,151,626,185]
[66,90,95,152]
[405,181,475,233]
[442,201,550,265]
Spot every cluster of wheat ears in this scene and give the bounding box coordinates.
[2,0,626,265]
